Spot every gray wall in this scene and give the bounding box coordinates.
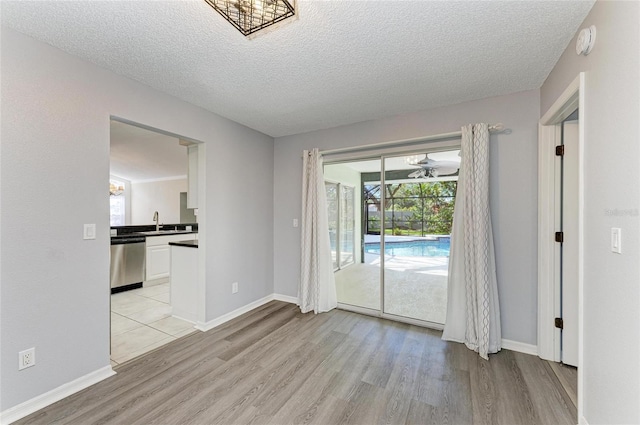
[274,89,540,346]
[541,1,640,423]
[1,28,274,411]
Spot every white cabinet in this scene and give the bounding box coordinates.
[145,233,197,283]
[146,245,170,281]
[187,145,198,209]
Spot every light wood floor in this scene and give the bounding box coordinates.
[17,301,576,425]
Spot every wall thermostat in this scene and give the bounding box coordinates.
[576,25,596,56]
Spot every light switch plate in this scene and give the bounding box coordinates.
[611,227,622,254]
[84,224,96,240]
[293,219,299,228]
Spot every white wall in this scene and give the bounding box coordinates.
[541,1,640,423]
[274,89,540,346]
[0,27,274,411]
[131,178,187,225]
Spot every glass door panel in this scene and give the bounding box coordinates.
[382,153,458,324]
[325,159,381,312]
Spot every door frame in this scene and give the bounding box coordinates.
[109,117,208,329]
[537,73,585,417]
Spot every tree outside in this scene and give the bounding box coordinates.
[365,181,457,236]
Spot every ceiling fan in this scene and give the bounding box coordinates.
[407,154,460,179]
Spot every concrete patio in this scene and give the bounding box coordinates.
[335,236,448,324]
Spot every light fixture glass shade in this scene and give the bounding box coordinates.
[404,154,425,166]
[204,0,295,36]
[110,181,125,196]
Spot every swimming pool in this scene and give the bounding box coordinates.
[364,238,450,257]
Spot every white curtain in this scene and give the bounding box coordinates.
[442,123,501,360]
[299,148,338,314]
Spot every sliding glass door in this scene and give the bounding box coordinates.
[325,148,459,328]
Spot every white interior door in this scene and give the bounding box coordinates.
[561,118,579,367]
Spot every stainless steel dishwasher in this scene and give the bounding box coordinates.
[110,235,146,294]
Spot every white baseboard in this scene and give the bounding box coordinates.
[195,294,275,332]
[195,293,299,332]
[0,365,115,425]
[502,339,538,356]
[273,293,298,304]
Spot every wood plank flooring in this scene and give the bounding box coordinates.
[16,301,576,425]
[548,361,578,410]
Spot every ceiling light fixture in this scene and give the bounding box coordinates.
[404,154,425,166]
[109,181,125,196]
[204,0,295,36]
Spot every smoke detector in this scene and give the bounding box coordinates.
[576,25,596,56]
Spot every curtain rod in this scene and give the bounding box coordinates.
[319,123,506,156]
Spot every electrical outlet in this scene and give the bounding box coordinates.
[19,347,36,370]
[232,282,238,294]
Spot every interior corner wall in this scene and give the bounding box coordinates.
[0,27,274,412]
[274,89,541,346]
[130,178,187,225]
[540,1,640,423]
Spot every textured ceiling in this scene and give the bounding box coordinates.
[2,0,594,137]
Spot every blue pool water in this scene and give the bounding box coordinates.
[365,238,450,257]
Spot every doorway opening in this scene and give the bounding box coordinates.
[108,118,205,367]
[325,147,459,328]
[559,110,579,368]
[538,73,584,420]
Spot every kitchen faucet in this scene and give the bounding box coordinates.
[153,211,159,231]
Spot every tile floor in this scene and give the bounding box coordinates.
[110,283,196,366]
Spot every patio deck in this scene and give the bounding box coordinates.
[335,236,448,324]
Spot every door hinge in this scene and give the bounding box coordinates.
[556,145,565,156]
[555,232,564,243]
[555,317,564,329]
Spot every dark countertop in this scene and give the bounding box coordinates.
[110,234,146,245]
[111,224,198,237]
[169,240,199,248]
[134,230,197,237]
[111,230,197,244]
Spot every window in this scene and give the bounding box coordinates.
[109,179,126,226]
[339,185,355,267]
[325,181,355,271]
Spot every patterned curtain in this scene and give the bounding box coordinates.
[299,148,338,314]
[442,124,501,359]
